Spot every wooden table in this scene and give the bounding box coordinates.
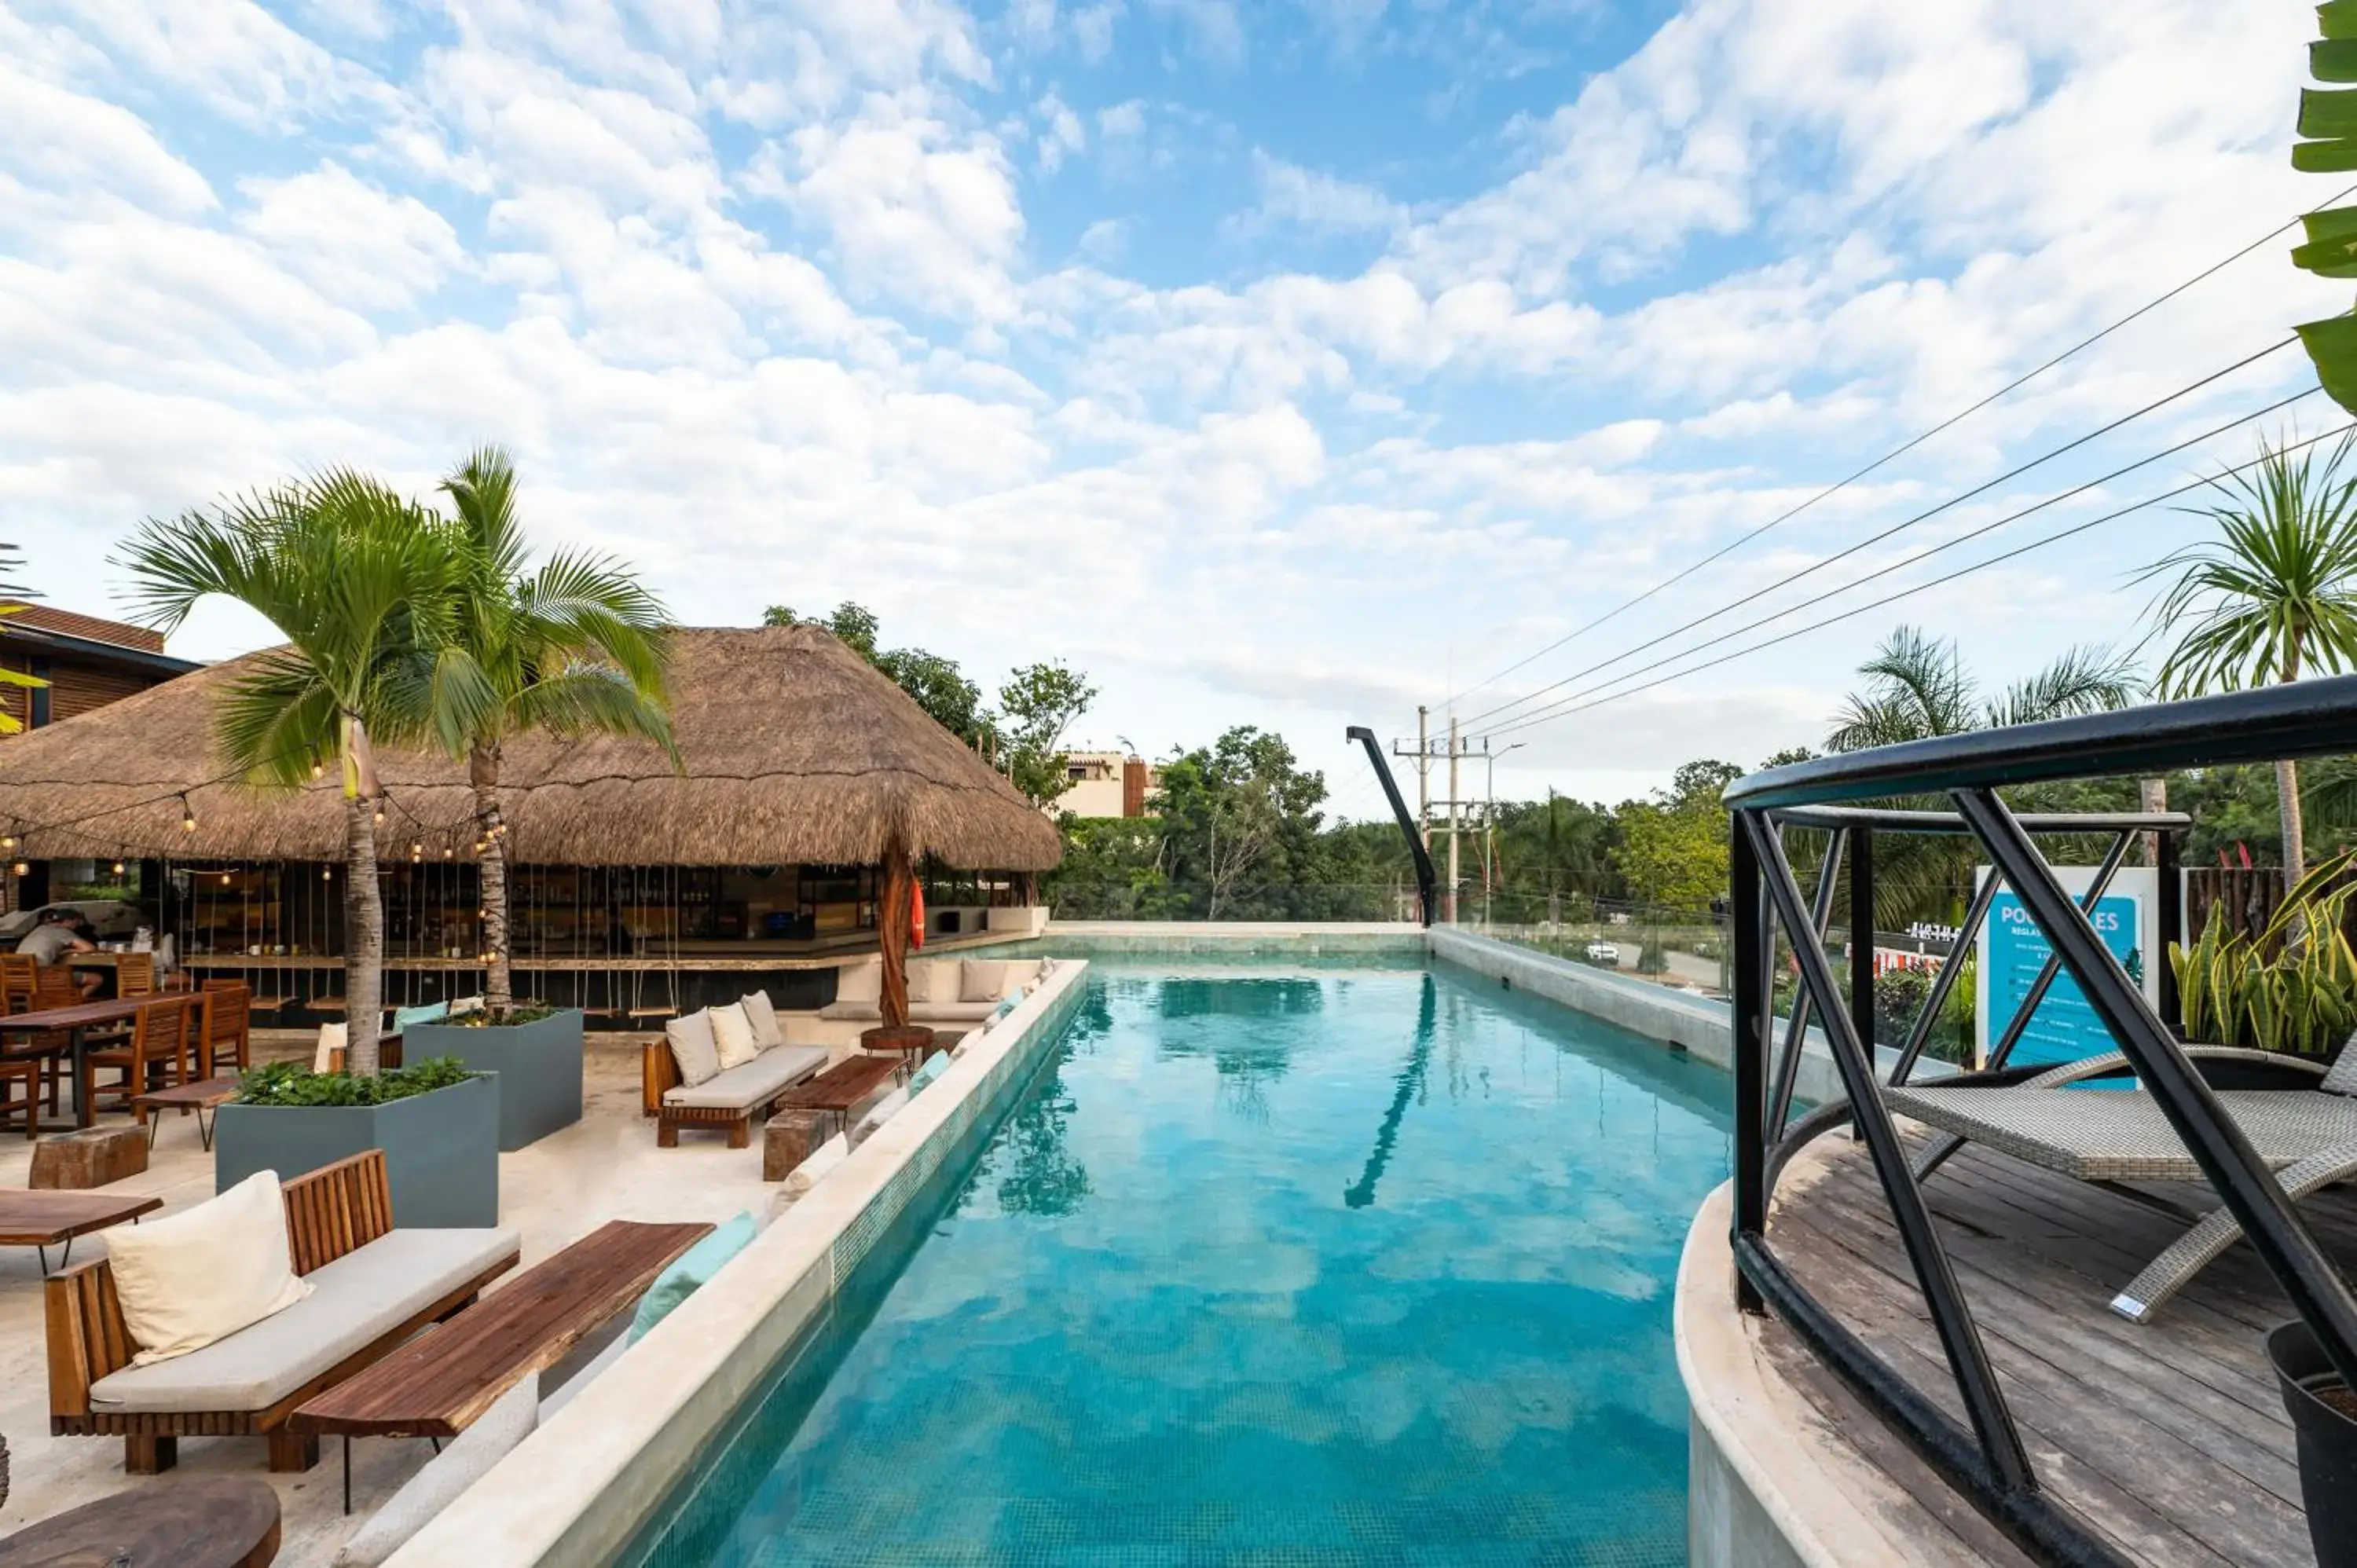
[776,1054,904,1138]
[290,1218,711,1511]
[860,1024,937,1068]
[0,1475,278,1566]
[0,1189,164,1273]
[131,1076,243,1151]
[0,996,151,1130]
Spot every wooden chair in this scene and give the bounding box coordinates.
[31,965,78,1012]
[198,984,251,1076]
[0,1051,42,1138]
[114,954,156,998]
[0,953,36,1013]
[83,997,191,1120]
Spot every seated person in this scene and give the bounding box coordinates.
[18,909,101,996]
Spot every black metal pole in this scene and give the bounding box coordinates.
[1955,787,2357,1391]
[1345,726,1437,926]
[1746,812,2036,1493]
[1849,825,1877,1065]
[2156,827,2183,1037]
[1731,809,1767,1315]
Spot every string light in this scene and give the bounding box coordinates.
[112,862,126,875]
[322,866,333,880]
[220,873,233,886]
[179,795,196,833]
[10,863,26,878]
[373,808,386,826]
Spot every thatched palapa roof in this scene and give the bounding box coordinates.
[0,625,1061,871]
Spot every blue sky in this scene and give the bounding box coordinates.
[0,1,2339,818]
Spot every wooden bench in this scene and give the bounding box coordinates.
[640,1039,827,1149]
[130,1075,242,1150]
[291,1218,710,1510]
[46,1150,516,1475]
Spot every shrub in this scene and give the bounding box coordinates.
[452,1003,559,1028]
[235,1054,477,1107]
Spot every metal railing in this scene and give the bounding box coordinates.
[1724,677,2357,1565]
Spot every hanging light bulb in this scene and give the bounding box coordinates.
[1,833,17,852]
[443,847,454,859]
[220,873,233,886]
[373,808,386,826]
[322,866,333,881]
[180,795,197,833]
[112,862,126,876]
[311,762,324,780]
[10,863,27,878]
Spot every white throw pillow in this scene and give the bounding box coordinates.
[109,1171,313,1365]
[1000,958,1043,989]
[907,959,958,1004]
[851,1086,911,1146]
[959,960,1009,1003]
[313,1022,346,1074]
[708,1002,761,1072]
[739,991,783,1051]
[447,995,486,1017]
[665,1010,720,1086]
[783,1132,849,1195]
[834,958,882,1005]
[331,1376,538,1566]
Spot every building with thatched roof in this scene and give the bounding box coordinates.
[0,625,1058,1017]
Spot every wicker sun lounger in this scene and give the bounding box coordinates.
[1884,1044,2357,1323]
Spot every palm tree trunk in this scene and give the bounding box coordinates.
[2139,777,2168,869]
[471,742,511,1015]
[2281,641,2307,896]
[344,791,384,1076]
[878,842,911,1028]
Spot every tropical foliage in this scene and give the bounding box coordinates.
[234,1054,477,1107]
[2292,2,2357,411]
[2172,853,2357,1057]
[2141,433,2357,892]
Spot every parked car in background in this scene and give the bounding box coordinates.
[1583,940,1621,965]
[0,900,143,946]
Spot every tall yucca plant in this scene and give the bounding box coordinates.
[2141,433,2357,894]
[434,447,676,1015]
[115,473,464,1075]
[2172,852,2357,1056]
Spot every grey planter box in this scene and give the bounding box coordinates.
[214,1075,499,1228]
[404,1009,585,1152]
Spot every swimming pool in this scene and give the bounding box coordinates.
[629,963,1732,1566]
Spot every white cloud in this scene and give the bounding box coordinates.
[1036,90,1087,174]
[236,162,464,313]
[1236,152,1406,238]
[0,68,216,218]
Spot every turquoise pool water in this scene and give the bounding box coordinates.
[642,965,1732,1566]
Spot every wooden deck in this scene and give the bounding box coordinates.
[1766,1132,2357,1567]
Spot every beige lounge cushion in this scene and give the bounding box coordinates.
[92,1227,520,1413]
[313,1023,346,1074]
[959,960,1008,1002]
[911,999,999,1023]
[331,1375,537,1566]
[662,1044,827,1110]
[665,1009,720,1086]
[108,1171,313,1366]
[834,958,881,1006]
[818,1000,882,1022]
[1000,958,1043,989]
[851,1086,910,1146]
[739,991,783,1051]
[906,958,959,1005]
[708,1002,761,1072]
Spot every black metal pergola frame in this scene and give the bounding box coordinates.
[1724,676,2357,1566]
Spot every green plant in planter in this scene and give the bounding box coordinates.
[234,1054,478,1107]
[452,1003,559,1028]
[2172,852,2357,1057]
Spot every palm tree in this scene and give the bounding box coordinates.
[115,473,464,1075]
[432,447,675,1015]
[1826,625,2141,923]
[2142,432,2357,894]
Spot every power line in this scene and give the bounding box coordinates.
[1479,421,2357,738]
[1464,383,2322,739]
[1457,336,2302,733]
[1439,182,2357,713]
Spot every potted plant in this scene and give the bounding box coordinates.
[404,1002,585,1151]
[2267,1319,2357,1568]
[214,1058,499,1227]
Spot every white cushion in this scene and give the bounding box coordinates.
[662,1044,827,1109]
[447,995,486,1017]
[959,960,1008,1002]
[906,958,959,1004]
[834,958,881,1005]
[708,1002,761,1072]
[331,1376,537,1566]
[93,1227,520,1412]
[911,999,998,1023]
[1000,958,1043,989]
[783,1132,849,1194]
[739,991,783,1051]
[851,1086,910,1146]
[313,1022,346,1074]
[665,1010,720,1086]
[108,1172,312,1366]
[817,1000,881,1022]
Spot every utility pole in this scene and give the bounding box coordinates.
[1446,715,1461,925]
[1416,705,1430,852]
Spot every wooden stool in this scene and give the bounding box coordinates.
[29,1126,148,1190]
[0,1475,279,1566]
[762,1108,830,1181]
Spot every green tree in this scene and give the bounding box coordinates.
[999,661,1096,806]
[116,472,465,1074]
[764,602,988,744]
[1156,727,1328,918]
[2142,434,2357,892]
[1613,764,1737,914]
[435,448,676,1014]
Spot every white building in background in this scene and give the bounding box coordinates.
[1058,752,1157,818]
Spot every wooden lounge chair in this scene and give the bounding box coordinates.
[641,1035,827,1148]
[46,1150,519,1474]
[1886,1043,2357,1322]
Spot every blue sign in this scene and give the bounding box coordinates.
[1985,892,2143,1068]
